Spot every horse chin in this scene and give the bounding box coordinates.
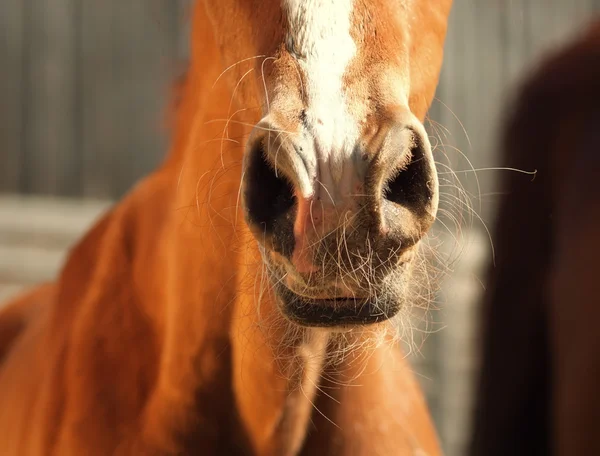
[257,246,411,329]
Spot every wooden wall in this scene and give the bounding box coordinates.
[1,0,190,199]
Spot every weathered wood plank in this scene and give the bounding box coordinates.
[21,0,80,196]
[470,0,506,224]
[0,195,111,302]
[0,0,25,193]
[503,0,529,83]
[0,244,67,285]
[79,0,133,198]
[127,0,179,191]
[0,194,111,248]
[80,0,179,199]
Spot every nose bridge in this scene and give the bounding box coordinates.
[252,114,366,205]
[305,97,362,203]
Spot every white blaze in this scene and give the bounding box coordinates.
[283,0,359,201]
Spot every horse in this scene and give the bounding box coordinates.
[469,19,600,456]
[0,1,453,454]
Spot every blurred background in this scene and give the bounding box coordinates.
[1,1,599,455]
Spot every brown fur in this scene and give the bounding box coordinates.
[0,1,452,454]
[470,19,600,456]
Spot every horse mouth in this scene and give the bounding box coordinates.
[273,282,401,328]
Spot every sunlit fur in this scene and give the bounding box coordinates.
[470,20,600,456]
[0,1,453,454]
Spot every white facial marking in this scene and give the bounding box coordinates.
[283,0,359,202]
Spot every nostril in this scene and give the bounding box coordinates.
[244,139,296,232]
[383,129,434,212]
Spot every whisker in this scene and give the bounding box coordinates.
[212,54,266,89]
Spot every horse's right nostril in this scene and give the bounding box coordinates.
[375,122,438,247]
[243,138,296,233]
[382,128,435,213]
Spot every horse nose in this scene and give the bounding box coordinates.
[241,113,438,274]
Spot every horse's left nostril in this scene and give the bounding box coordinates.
[244,138,296,233]
[382,129,435,213]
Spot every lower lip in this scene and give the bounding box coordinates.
[275,284,400,328]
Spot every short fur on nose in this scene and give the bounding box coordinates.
[242,116,438,273]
